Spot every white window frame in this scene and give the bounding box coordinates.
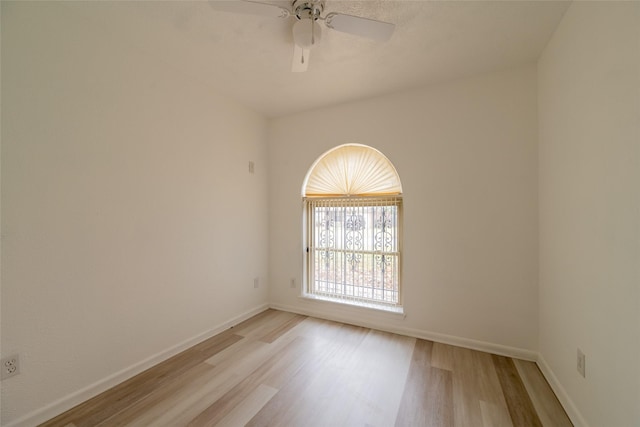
[303,195,403,312]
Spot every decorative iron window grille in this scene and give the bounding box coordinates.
[305,196,402,307]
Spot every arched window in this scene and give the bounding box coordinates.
[302,144,403,311]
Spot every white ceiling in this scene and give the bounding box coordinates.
[55,0,571,118]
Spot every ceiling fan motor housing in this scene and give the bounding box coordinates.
[293,0,325,21]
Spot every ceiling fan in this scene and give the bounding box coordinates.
[208,0,395,72]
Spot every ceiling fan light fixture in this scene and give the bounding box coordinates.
[293,19,322,49]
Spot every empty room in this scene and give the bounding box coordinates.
[1,1,638,426]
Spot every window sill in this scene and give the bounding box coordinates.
[300,294,405,317]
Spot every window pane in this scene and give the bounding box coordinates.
[307,197,401,307]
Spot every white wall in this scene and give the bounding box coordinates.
[268,65,539,355]
[6,2,637,425]
[1,3,269,425]
[538,2,640,426]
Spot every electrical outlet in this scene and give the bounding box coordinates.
[577,348,586,378]
[290,278,296,288]
[1,355,20,380]
[254,277,260,289]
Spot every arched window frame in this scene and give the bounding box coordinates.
[302,144,403,312]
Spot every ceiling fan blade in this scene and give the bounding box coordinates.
[208,1,290,19]
[291,44,310,72]
[324,12,395,42]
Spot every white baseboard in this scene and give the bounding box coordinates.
[536,354,590,427]
[269,302,538,361]
[5,303,270,427]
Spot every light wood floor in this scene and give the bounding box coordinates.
[40,309,572,427]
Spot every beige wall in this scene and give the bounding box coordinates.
[538,2,640,426]
[268,65,539,354]
[1,3,269,424]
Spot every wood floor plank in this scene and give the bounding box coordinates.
[186,335,318,427]
[245,323,370,427]
[40,331,243,427]
[340,330,416,427]
[254,328,414,427]
[215,384,279,427]
[289,316,363,344]
[395,339,454,427]
[396,339,436,426]
[449,345,511,427]
[166,321,369,426]
[126,374,241,426]
[93,362,216,426]
[227,309,274,334]
[140,333,302,426]
[137,316,313,425]
[231,309,298,340]
[258,313,307,343]
[480,400,514,427]
[204,334,269,368]
[430,342,455,371]
[492,354,543,427]
[513,359,573,427]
